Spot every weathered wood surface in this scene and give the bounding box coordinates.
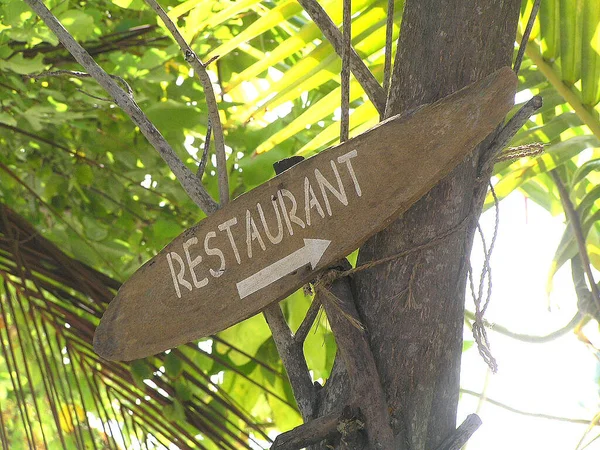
[317,260,394,449]
[271,410,343,450]
[94,67,516,361]
[434,414,482,450]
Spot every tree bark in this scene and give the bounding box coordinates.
[316,1,521,449]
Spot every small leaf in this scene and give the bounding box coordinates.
[0,112,16,127]
[164,399,186,423]
[130,359,153,388]
[571,157,600,187]
[174,379,193,402]
[82,216,108,241]
[152,217,183,246]
[217,314,270,366]
[58,10,95,41]
[576,184,600,216]
[75,164,94,187]
[0,53,46,75]
[164,352,184,379]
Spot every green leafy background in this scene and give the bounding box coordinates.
[0,0,599,447]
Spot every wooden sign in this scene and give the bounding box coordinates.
[94,67,517,361]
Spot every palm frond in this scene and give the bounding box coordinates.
[0,203,278,449]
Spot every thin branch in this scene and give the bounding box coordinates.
[340,0,351,142]
[513,0,541,75]
[571,257,600,322]
[465,310,582,343]
[27,70,114,101]
[197,121,211,180]
[16,24,159,59]
[23,0,218,214]
[297,0,386,115]
[493,95,543,149]
[435,414,482,450]
[260,158,317,422]
[383,0,394,97]
[460,388,599,425]
[315,261,395,450]
[75,88,112,102]
[25,69,133,97]
[551,171,600,314]
[294,296,321,344]
[144,0,229,206]
[262,304,316,421]
[479,95,543,176]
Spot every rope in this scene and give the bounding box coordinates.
[330,213,471,281]
[311,214,471,328]
[468,182,500,372]
[310,186,499,373]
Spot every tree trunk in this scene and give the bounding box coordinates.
[315,1,521,449]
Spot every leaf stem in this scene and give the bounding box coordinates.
[460,388,598,426]
[465,309,581,343]
[526,42,600,140]
[551,171,600,314]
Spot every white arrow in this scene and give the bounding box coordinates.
[236,238,331,300]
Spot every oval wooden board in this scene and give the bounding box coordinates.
[94,67,517,361]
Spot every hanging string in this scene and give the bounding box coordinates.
[468,182,500,372]
[314,213,470,289]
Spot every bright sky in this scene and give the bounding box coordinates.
[460,190,600,450]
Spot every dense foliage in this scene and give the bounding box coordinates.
[0,0,599,448]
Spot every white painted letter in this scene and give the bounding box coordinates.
[167,251,192,298]
[204,231,226,278]
[337,149,361,196]
[257,200,283,244]
[246,210,266,259]
[315,161,347,216]
[304,177,325,226]
[183,238,208,289]
[278,189,306,236]
[218,217,241,264]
